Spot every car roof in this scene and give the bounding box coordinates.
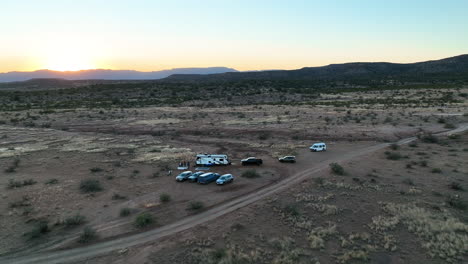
[284,156,295,158]
[313,142,325,145]
[200,172,213,177]
[221,174,232,177]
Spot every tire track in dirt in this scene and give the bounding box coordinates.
[2,125,466,264]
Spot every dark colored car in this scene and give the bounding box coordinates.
[175,171,192,182]
[188,171,204,182]
[278,156,296,163]
[197,172,221,184]
[241,157,263,166]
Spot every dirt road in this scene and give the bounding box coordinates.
[2,125,467,264]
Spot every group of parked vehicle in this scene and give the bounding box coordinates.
[177,143,327,185]
[176,171,234,185]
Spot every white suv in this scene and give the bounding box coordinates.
[310,142,327,152]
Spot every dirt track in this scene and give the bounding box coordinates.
[1,125,467,264]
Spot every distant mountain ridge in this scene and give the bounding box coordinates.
[0,67,237,83]
[164,55,468,82]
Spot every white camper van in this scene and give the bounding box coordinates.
[309,142,327,152]
[196,154,231,166]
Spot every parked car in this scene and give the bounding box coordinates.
[310,142,327,152]
[175,171,192,182]
[241,157,263,166]
[216,174,234,185]
[197,172,221,184]
[188,171,204,182]
[279,156,296,163]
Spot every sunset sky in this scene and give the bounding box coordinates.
[1,0,467,72]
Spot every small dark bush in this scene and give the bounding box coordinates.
[65,214,86,227]
[112,193,127,200]
[160,193,171,203]
[408,142,418,148]
[120,208,132,217]
[134,212,155,228]
[419,160,428,167]
[420,134,438,143]
[444,123,456,129]
[78,227,97,243]
[258,133,269,140]
[80,179,103,193]
[446,196,466,210]
[431,168,442,173]
[314,177,324,186]
[188,201,204,211]
[241,170,260,178]
[448,182,464,191]
[389,143,399,150]
[89,167,103,173]
[385,152,403,160]
[329,163,344,175]
[28,221,49,239]
[45,178,59,185]
[284,204,300,217]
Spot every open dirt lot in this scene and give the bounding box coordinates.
[0,87,467,263]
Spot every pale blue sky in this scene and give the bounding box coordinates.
[1,0,467,71]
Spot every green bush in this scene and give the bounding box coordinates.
[188,201,204,211]
[444,123,456,129]
[420,134,438,143]
[241,170,260,178]
[28,221,49,239]
[446,196,467,210]
[329,163,344,175]
[65,214,86,227]
[78,227,97,243]
[134,212,155,228]
[431,168,442,173]
[45,178,59,185]
[7,179,37,189]
[389,143,399,150]
[112,193,127,200]
[120,208,132,217]
[80,179,103,193]
[160,193,171,203]
[385,152,403,160]
[89,167,103,173]
[448,182,464,191]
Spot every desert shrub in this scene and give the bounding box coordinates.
[284,204,300,217]
[314,177,324,186]
[112,193,127,200]
[408,142,418,148]
[28,221,50,239]
[307,223,337,249]
[448,182,464,191]
[444,123,456,129]
[431,168,442,173]
[79,179,103,193]
[258,133,269,140]
[78,227,97,243]
[241,169,260,178]
[389,143,399,150]
[43,177,58,185]
[134,212,155,228]
[385,152,403,160]
[120,207,132,217]
[89,167,103,173]
[160,193,171,203]
[329,163,344,175]
[420,133,438,143]
[7,179,37,189]
[446,196,466,210]
[188,201,204,211]
[65,214,86,227]
[419,160,428,167]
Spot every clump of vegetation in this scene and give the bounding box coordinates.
[65,214,86,227]
[7,179,37,189]
[307,222,337,249]
[27,221,50,239]
[45,178,59,185]
[188,201,204,211]
[329,163,345,175]
[160,193,171,203]
[446,196,467,210]
[444,123,456,129]
[448,182,464,191]
[241,169,260,178]
[134,212,155,228]
[420,133,438,143]
[284,204,301,217]
[382,202,468,262]
[431,168,442,173]
[89,167,103,173]
[4,158,20,173]
[79,179,103,193]
[389,143,399,150]
[385,151,403,160]
[120,207,132,217]
[112,193,127,200]
[402,178,414,186]
[78,227,97,243]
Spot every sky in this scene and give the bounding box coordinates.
[1,0,467,72]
